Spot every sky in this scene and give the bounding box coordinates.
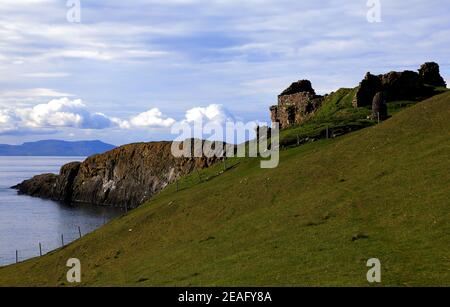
[0,0,449,146]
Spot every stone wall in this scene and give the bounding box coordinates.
[270,80,324,129]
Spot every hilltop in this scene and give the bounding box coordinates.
[1,91,449,286]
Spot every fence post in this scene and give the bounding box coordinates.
[196,169,202,183]
[78,226,82,238]
[39,243,42,256]
[377,112,380,124]
[61,234,64,247]
[326,126,329,139]
[176,179,179,192]
[15,250,18,263]
[297,135,300,146]
[223,158,227,171]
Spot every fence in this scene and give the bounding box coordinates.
[0,159,241,267]
[0,224,102,267]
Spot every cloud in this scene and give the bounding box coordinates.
[22,72,70,78]
[16,98,114,129]
[0,88,74,99]
[183,104,234,125]
[0,111,11,124]
[116,104,233,130]
[0,98,116,134]
[1,0,449,144]
[0,109,21,134]
[0,98,237,136]
[39,49,172,62]
[0,96,236,135]
[128,108,176,128]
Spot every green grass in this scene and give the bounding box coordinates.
[313,87,359,120]
[279,88,374,147]
[0,93,449,287]
[387,101,417,116]
[386,86,449,117]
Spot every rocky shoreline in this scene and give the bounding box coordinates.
[13,141,225,209]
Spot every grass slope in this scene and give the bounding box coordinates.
[279,88,374,147]
[0,93,449,287]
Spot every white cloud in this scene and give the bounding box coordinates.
[183,104,234,125]
[0,98,116,134]
[0,99,225,135]
[22,72,70,78]
[0,99,238,136]
[128,108,176,128]
[0,88,74,99]
[0,109,18,134]
[117,104,235,131]
[112,104,234,131]
[16,98,113,129]
[0,111,10,124]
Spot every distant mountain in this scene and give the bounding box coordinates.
[0,140,116,156]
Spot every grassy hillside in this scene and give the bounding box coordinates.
[0,92,449,286]
[313,87,360,120]
[279,88,374,147]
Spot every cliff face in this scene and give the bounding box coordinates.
[13,141,224,209]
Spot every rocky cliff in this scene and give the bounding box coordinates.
[13,141,226,209]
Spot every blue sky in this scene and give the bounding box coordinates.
[0,0,449,145]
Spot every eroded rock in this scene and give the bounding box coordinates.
[352,62,445,107]
[353,72,382,108]
[13,141,228,209]
[419,62,447,87]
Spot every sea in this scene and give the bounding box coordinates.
[0,156,122,267]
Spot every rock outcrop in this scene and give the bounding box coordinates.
[353,72,382,108]
[352,62,445,107]
[419,62,447,87]
[13,141,227,209]
[380,70,425,102]
[270,80,324,129]
[13,173,59,200]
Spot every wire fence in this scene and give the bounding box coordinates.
[0,159,240,267]
[0,224,101,267]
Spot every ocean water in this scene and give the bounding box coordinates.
[0,157,122,267]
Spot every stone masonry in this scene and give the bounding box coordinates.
[270,80,324,129]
